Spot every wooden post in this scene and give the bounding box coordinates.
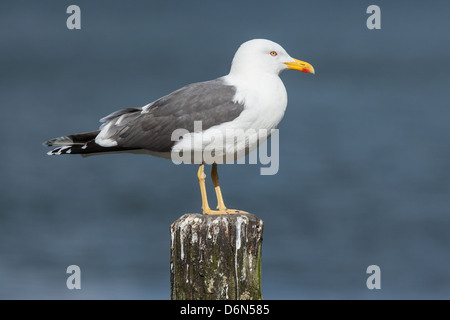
[170,213,264,300]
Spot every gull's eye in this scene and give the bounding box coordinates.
[270,51,278,57]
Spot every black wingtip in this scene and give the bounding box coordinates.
[46,146,73,155]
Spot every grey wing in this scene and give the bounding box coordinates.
[96,78,245,152]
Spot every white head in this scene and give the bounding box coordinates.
[229,39,315,77]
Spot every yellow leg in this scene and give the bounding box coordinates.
[197,163,212,213]
[202,163,248,215]
[211,163,227,211]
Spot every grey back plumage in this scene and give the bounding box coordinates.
[99,78,245,152]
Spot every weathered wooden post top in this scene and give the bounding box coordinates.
[170,213,263,300]
[170,164,264,300]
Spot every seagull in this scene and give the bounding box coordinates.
[44,39,314,215]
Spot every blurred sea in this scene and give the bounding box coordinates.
[1,0,450,299]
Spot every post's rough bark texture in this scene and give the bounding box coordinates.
[170,213,263,300]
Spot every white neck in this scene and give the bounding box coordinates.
[221,72,288,132]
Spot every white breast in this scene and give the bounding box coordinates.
[222,73,288,131]
[171,74,288,164]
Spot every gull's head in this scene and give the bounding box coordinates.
[229,39,315,77]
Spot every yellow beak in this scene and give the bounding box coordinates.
[284,58,315,74]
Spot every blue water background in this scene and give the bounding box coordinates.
[1,0,450,299]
